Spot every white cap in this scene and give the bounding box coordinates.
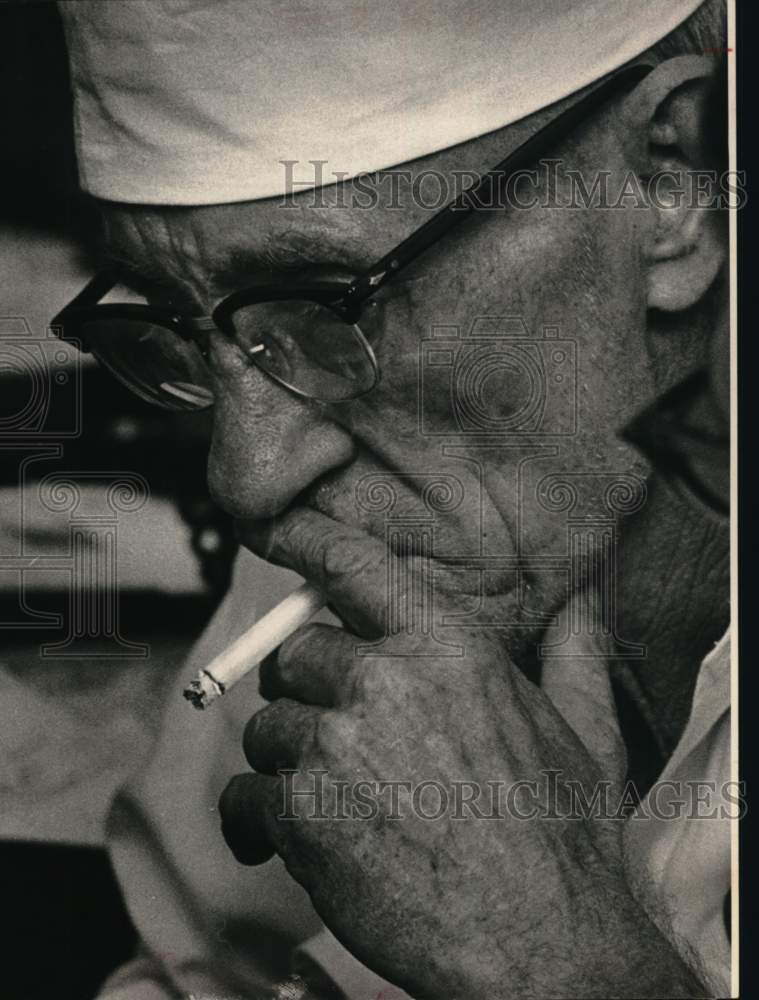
[58,0,705,205]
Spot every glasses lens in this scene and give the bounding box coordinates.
[80,318,214,411]
[228,299,379,401]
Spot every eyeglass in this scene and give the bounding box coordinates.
[51,64,651,411]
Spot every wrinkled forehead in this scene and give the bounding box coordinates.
[98,198,374,294]
[94,90,610,299]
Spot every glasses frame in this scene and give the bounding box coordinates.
[52,63,651,405]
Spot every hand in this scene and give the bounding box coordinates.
[220,508,705,999]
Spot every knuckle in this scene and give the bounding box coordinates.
[320,533,351,581]
[277,515,318,569]
[322,533,382,586]
[277,623,319,674]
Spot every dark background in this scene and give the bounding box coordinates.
[736,2,757,1000]
[1,4,232,998]
[1,1,82,233]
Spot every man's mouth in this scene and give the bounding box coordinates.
[234,503,544,667]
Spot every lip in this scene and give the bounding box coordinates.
[234,503,545,673]
[235,507,520,596]
[238,462,521,576]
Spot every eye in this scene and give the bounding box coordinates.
[252,330,293,368]
[231,305,299,384]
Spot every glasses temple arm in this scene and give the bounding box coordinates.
[341,63,652,312]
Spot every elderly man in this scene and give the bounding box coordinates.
[53,1,733,998]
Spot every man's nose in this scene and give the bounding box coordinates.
[206,360,356,520]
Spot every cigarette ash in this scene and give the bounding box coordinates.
[182,670,225,710]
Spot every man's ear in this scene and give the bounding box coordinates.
[622,56,726,312]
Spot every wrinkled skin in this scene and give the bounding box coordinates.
[220,510,704,998]
[99,56,728,998]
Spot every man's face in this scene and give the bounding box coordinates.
[100,101,662,657]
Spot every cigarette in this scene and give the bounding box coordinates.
[183,582,324,710]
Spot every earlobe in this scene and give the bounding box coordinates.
[646,209,724,312]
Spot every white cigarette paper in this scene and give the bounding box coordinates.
[183,582,324,710]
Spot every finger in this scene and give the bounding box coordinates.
[219,771,279,866]
[258,649,282,701]
[237,508,390,634]
[541,593,627,789]
[243,698,320,775]
[259,623,359,707]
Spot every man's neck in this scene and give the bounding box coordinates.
[615,478,730,761]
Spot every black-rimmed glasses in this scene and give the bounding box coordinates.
[51,64,650,411]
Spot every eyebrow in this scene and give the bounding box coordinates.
[100,229,367,294]
[212,233,367,289]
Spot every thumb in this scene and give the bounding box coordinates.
[540,592,627,790]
